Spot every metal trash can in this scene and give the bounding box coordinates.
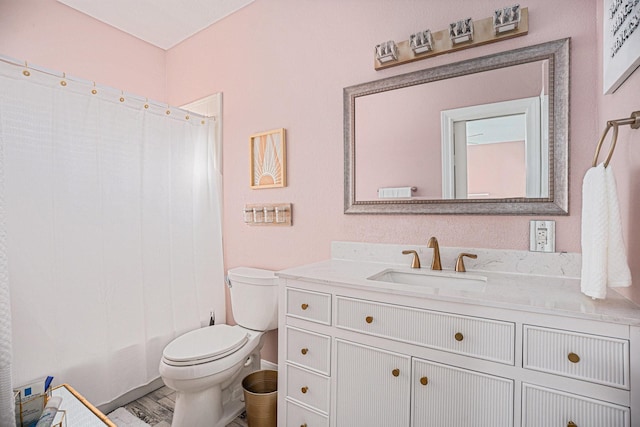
[242,370,278,427]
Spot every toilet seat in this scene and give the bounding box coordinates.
[163,324,249,367]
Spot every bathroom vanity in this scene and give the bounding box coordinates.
[276,242,640,427]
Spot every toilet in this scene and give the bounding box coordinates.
[159,267,278,427]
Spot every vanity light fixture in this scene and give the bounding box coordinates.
[449,18,474,44]
[494,4,521,34]
[375,40,399,63]
[374,7,529,70]
[409,30,434,54]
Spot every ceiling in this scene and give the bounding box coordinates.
[57,0,255,50]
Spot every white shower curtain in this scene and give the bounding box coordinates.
[0,58,225,411]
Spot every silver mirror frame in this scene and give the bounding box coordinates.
[344,38,569,215]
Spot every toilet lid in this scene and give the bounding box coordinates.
[163,324,249,366]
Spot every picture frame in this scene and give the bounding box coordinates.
[249,128,286,189]
[603,0,640,94]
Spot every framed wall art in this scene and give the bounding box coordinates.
[603,0,640,94]
[249,128,286,189]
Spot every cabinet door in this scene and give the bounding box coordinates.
[336,339,411,427]
[412,358,513,427]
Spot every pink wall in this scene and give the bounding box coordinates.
[596,3,640,303]
[0,0,166,101]
[468,141,526,198]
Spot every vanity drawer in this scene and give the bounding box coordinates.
[285,398,329,427]
[522,383,630,427]
[523,325,629,388]
[286,288,331,325]
[336,296,515,364]
[286,326,331,375]
[286,364,330,414]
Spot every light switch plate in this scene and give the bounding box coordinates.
[529,220,555,252]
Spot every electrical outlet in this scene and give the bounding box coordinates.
[529,220,555,252]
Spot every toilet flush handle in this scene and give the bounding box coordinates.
[225,275,232,288]
[244,355,253,367]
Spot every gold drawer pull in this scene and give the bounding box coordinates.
[301,303,309,310]
[392,368,400,377]
[301,348,308,355]
[568,352,580,363]
[568,422,577,427]
[420,376,429,386]
[301,386,308,394]
[365,316,374,324]
[454,332,464,341]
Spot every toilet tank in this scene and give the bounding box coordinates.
[227,267,278,331]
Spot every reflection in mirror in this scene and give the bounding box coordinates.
[345,38,569,215]
[460,113,529,199]
[441,94,547,200]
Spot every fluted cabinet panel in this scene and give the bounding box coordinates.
[336,296,515,364]
[524,326,629,388]
[286,326,331,375]
[285,399,329,427]
[286,364,330,414]
[336,339,411,427]
[286,288,332,324]
[412,358,513,427]
[522,383,630,427]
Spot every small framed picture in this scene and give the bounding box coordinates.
[249,128,286,189]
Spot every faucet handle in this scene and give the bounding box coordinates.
[455,253,477,272]
[402,250,421,268]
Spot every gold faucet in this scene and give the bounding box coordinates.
[427,237,442,270]
[455,253,477,272]
[402,250,421,268]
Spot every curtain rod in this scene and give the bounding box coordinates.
[0,54,214,121]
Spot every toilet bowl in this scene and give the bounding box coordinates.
[159,267,278,427]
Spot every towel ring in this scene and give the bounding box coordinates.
[592,121,619,168]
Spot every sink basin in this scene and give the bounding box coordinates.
[368,268,487,292]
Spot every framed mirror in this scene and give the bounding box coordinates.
[344,38,569,215]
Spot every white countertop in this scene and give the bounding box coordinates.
[278,258,640,326]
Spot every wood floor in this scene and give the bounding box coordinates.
[123,386,248,427]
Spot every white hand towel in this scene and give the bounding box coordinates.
[580,163,631,299]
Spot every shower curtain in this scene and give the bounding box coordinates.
[0,58,225,412]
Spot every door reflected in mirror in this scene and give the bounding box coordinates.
[462,114,528,199]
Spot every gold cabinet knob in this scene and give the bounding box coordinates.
[420,376,429,386]
[567,422,577,427]
[365,316,374,324]
[301,386,308,394]
[392,368,400,377]
[454,332,464,341]
[301,348,308,355]
[301,303,309,310]
[301,424,307,427]
[568,352,580,363]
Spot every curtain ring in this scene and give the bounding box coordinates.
[592,121,619,168]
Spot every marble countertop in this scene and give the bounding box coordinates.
[278,257,640,326]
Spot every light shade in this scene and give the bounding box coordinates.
[375,41,399,63]
[410,30,434,54]
[449,18,474,44]
[494,4,521,34]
